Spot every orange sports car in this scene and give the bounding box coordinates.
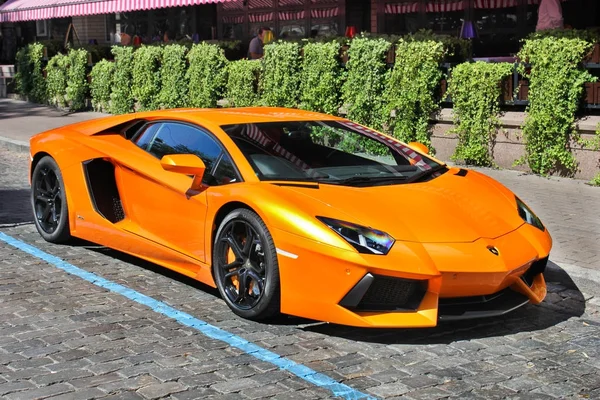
[29,107,551,328]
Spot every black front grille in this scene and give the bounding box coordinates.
[522,256,548,286]
[355,275,427,311]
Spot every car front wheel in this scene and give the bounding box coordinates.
[31,156,71,243]
[213,208,280,320]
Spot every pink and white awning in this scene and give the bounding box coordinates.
[426,0,465,12]
[385,2,419,14]
[474,0,517,8]
[0,0,231,22]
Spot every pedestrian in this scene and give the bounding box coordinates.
[248,27,271,59]
[536,0,563,31]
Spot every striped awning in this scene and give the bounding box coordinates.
[0,0,232,22]
[248,11,273,22]
[385,2,419,14]
[474,0,517,7]
[278,10,305,20]
[311,7,338,18]
[426,0,465,12]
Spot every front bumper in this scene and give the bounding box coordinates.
[272,222,551,328]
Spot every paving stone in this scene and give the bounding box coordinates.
[136,382,187,399]
[211,377,261,394]
[5,383,73,400]
[46,387,107,400]
[367,381,411,398]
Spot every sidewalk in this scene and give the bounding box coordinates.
[1,98,599,282]
[0,98,107,151]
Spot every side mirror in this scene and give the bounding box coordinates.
[160,154,206,192]
[407,142,429,155]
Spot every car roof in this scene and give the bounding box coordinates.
[146,107,345,125]
[49,107,346,138]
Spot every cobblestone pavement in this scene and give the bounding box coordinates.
[1,147,600,399]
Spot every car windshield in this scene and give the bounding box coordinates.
[220,120,445,186]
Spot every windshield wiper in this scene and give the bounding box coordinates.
[322,175,409,187]
[405,164,447,183]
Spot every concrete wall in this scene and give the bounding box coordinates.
[72,15,108,45]
[431,109,600,181]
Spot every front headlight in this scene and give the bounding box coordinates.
[516,197,545,231]
[316,217,395,255]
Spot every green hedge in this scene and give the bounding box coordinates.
[132,45,163,111]
[13,34,600,180]
[110,46,135,114]
[260,41,302,107]
[15,43,46,103]
[383,38,446,150]
[187,43,228,108]
[66,48,89,111]
[449,61,513,166]
[299,41,343,115]
[518,35,596,175]
[225,59,262,107]
[158,44,188,109]
[90,59,115,113]
[341,36,390,130]
[46,53,68,108]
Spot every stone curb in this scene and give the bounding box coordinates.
[0,136,29,153]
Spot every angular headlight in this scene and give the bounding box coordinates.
[516,197,545,231]
[317,217,395,255]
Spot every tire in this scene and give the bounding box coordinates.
[31,156,71,243]
[213,208,280,320]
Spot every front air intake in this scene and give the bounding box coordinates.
[340,273,427,312]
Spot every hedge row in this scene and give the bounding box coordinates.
[14,31,599,180]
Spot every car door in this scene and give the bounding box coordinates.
[117,121,238,266]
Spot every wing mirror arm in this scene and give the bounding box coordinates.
[160,154,208,196]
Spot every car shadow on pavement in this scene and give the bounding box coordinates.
[72,242,588,338]
[0,189,33,226]
[88,246,221,299]
[302,262,586,344]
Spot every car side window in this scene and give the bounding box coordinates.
[135,122,239,186]
[134,123,161,150]
[146,122,223,174]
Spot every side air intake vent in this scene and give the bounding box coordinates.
[83,159,125,223]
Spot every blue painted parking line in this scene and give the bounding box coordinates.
[0,232,376,400]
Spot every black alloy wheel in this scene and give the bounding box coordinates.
[31,156,71,243]
[213,208,280,320]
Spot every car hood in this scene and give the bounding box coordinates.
[276,169,525,243]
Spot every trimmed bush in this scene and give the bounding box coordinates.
[66,48,89,111]
[132,45,163,111]
[448,61,513,166]
[15,43,46,103]
[186,43,228,108]
[225,59,262,107]
[518,35,596,175]
[90,60,115,113]
[261,41,301,107]
[110,46,135,114]
[384,38,446,150]
[46,53,68,108]
[299,41,343,115]
[158,44,188,109]
[341,35,390,130]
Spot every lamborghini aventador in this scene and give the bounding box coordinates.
[29,107,551,327]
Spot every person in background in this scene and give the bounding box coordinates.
[536,0,564,31]
[248,27,271,59]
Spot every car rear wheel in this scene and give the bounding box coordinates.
[31,156,71,243]
[213,208,280,320]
